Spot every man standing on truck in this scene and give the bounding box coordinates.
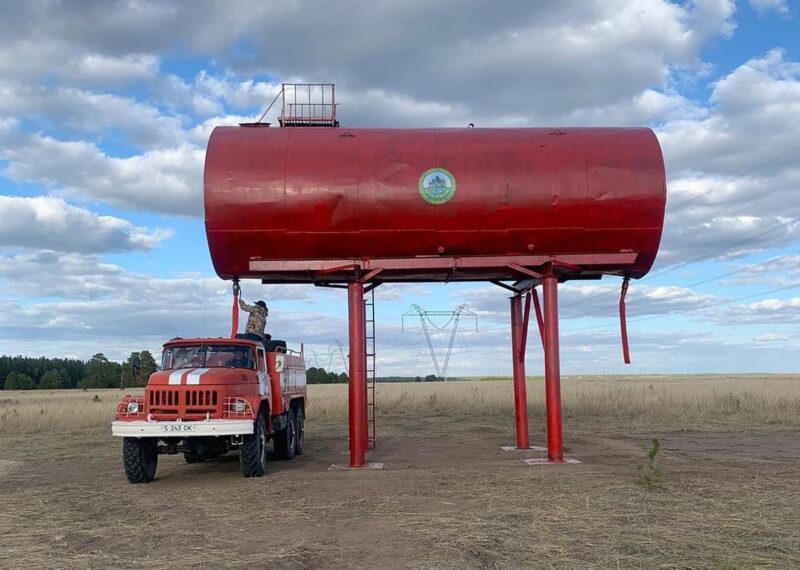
[239,297,269,339]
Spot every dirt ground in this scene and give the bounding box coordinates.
[1,402,799,569]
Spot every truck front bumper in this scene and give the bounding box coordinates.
[112,419,254,438]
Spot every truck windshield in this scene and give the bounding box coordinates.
[161,345,256,370]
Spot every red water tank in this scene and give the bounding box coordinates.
[204,127,666,282]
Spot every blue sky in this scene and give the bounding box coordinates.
[0,0,798,376]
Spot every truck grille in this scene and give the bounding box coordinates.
[185,390,218,407]
[150,389,180,407]
[147,388,220,419]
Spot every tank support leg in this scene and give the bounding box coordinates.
[510,294,530,449]
[542,268,564,463]
[347,281,367,468]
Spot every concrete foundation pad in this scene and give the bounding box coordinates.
[501,445,548,452]
[522,457,582,465]
[328,462,385,471]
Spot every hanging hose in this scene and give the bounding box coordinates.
[231,278,240,339]
[619,276,631,364]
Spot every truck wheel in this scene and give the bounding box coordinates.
[274,408,297,460]
[123,437,158,483]
[240,411,267,477]
[294,408,305,456]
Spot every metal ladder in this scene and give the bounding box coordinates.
[364,289,377,449]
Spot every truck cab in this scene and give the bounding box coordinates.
[112,337,306,482]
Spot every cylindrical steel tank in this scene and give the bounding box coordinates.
[204,127,666,281]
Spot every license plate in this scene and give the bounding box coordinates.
[160,424,197,433]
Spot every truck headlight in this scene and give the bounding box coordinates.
[233,400,246,413]
[127,401,140,414]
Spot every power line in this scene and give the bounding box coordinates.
[561,216,800,310]
[562,281,800,334]
[557,143,800,311]
[646,215,800,281]
[666,144,800,213]
[567,252,796,319]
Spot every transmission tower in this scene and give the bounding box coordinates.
[402,304,478,381]
[325,340,347,372]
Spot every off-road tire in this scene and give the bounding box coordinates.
[294,407,305,456]
[240,411,267,477]
[274,408,297,460]
[123,437,158,483]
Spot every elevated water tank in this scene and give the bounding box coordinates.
[204,127,666,282]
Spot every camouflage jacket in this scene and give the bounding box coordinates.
[239,299,268,336]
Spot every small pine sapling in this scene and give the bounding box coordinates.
[637,438,663,490]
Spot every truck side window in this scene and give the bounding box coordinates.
[257,348,265,372]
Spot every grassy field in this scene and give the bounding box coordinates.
[3,374,798,434]
[1,375,799,568]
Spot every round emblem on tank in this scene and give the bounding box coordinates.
[418,168,456,205]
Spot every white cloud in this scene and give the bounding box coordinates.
[721,254,800,286]
[557,89,707,127]
[659,49,800,177]
[0,83,185,149]
[0,196,172,253]
[70,53,160,84]
[228,0,735,124]
[0,124,203,216]
[0,1,745,220]
[712,296,800,324]
[453,281,721,323]
[655,49,800,264]
[754,332,790,343]
[0,252,319,360]
[187,114,256,145]
[0,1,737,126]
[193,72,281,111]
[153,73,285,117]
[748,0,790,15]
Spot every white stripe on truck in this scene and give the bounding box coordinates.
[168,368,192,385]
[185,368,209,385]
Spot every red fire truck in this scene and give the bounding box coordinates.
[112,336,307,482]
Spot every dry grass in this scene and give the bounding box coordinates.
[0,388,143,435]
[2,374,799,435]
[311,374,800,428]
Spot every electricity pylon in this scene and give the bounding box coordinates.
[402,304,477,381]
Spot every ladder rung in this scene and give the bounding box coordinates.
[364,290,376,450]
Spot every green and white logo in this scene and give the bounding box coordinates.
[418,167,456,205]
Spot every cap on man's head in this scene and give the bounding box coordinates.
[255,300,267,309]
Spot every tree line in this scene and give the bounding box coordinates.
[2,354,346,389]
[306,366,348,384]
[1,352,158,390]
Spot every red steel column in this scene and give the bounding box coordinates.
[510,295,530,449]
[348,281,367,468]
[542,269,564,463]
